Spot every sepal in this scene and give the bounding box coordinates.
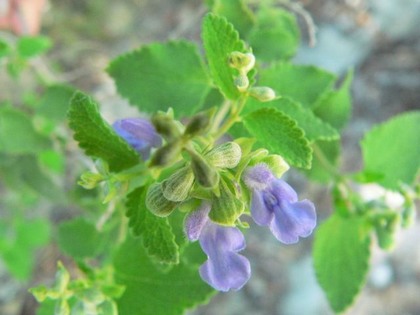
[145,183,178,217]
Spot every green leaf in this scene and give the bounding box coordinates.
[0,107,51,154]
[57,218,107,259]
[1,218,50,280]
[126,187,179,265]
[0,39,11,58]
[202,13,247,100]
[114,236,215,315]
[361,111,420,190]
[108,41,210,117]
[245,97,339,142]
[38,150,65,174]
[68,91,140,172]
[243,108,312,169]
[314,214,371,313]
[306,140,340,183]
[249,7,299,61]
[212,0,255,38]
[314,70,353,130]
[258,63,336,108]
[37,84,76,122]
[17,36,52,58]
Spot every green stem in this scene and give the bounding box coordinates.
[312,143,341,179]
[213,95,247,139]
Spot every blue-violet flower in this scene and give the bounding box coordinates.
[184,203,251,292]
[113,118,162,159]
[244,163,316,244]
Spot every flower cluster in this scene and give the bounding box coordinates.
[113,116,317,292]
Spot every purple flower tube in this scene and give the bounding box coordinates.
[113,118,162,160]
[184,203,251,292]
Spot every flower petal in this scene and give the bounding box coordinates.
[113,118,162,159]
[270,179,298,203]
[199,252,251,292]
[184,203,210,241]
[269,200,316,244]
[250,190,273,226]
[199,222,246,256]
[243,163,276,190]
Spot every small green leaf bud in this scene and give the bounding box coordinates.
[151,112,181,141]
[249,86,276,102]
[78,172,104,189]
[234,74,249,92]
[145,183,178,217]
[375,222,395,250]
[228,51,255,73]
[184,112,211,137]
[259,155,290,178]
[189,150,220,188]
[149,141,182,167]
[162,167,195,202]
[206,142,242,169]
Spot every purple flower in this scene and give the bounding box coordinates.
[244,164,316,244]
[184,203,251,292]
[113,118,162,159]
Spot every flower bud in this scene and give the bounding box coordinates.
[190,150,220,188]
[234,74,249,92]
[113,118,162,159]
[78,172,104,189]
[228,51,255,73]
[151,112,181,141]
[248,86,276,102]
[162,167,195,202]
[184,112,211,137]
[149,141,182,167]
[145,183,178,217]
[259,155,289,178]
[210,179,244,226]
[206,142,242,169]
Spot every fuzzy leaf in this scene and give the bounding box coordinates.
[243,108,312,169]
[244,97,339,142]
[212,0,255,38]
[68,91,140,172]
[114,236,215,315]
[361,111,420,190]
[258,63,336,108]
[314,214,371,313]
[108,41,210,117]
[249,7,299,61]
[314,70,353,130]
[0,107,51,154]
[202,13,247,100]
[126,187,179,265]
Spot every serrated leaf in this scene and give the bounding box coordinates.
[37,84,76,122]
[249,7,299,61]
[202,13,247,100]
[245,97,339,142]
[361,111,420,190]
[114,236,215,315]
[68,91,140,172]
[314,70,353,130]
[108,41,210,117]
[212,0,256,38]
[126,187,179,265]
[243,108,312,168]
[314,214,371,313]
[57,218,107,259]
[258,63,336,108]
[0,107,51,154]
[17,36,52,58]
